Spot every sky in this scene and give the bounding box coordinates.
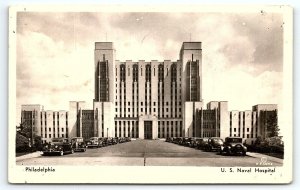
[16,11,284,125]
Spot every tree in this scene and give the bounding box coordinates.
[16,121,33,141]
[265,110,280,137]
[33,136,43,151]
[254,136,262,145]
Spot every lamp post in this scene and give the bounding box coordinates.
[107,128,108,137]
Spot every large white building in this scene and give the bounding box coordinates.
[20,42,278,144]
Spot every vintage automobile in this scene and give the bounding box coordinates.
[179,137,190,146]
[190,137,202,148]
[184,138,193,147]
[42,138,73,156]
[118,137,125,143]
[106,137,114,146]
[86,137,100,148]
[98,137,107,147]
[71,137,87,152]
[220,137,247,156]
[204,137,224,152]
[196,138,209,150]
[112,137,119,145]
[173,137,181,144]
[125,137,131,142]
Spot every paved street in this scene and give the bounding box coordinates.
[17,139,283,166]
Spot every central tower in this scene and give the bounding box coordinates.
[94,42,116,102]
[179,42,203,137]
[93,42,116,137]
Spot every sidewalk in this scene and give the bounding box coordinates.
[16,151,42,162]
[247,152,283,164]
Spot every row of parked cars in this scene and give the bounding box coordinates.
[42,137,131,156]
[166,136,247,156]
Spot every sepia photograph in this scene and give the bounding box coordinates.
[8,5,293,183]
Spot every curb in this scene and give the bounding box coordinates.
[16,151,42,161]
[247,152,283,164]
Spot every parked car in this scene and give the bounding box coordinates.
[179,137,190,146]
[42,138,73,156]
[125,137,131,142]
[117,137,123,143]
[112,137,119,145]
[196,138,209,150]
[220,137,247,156]
[173,137,181,144]
[204,137,224,152]
[106,137,114,146]
[184,138,193,147]
[71,137,87,152]
[98,137,108,146]
[86,137,100,148]
[166,137,171,142]
[177,137,184,145]
[190,137,202,148]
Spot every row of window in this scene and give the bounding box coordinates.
[115,101,182,106]
[41,133,67,139]
[231,134,257,138]
[115,107,182,112]
[40,112,68,120]
[41,120,68,127]
[116,65,180,76]
[114,121,139,138]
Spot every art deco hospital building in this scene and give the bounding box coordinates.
[21,42,278,144]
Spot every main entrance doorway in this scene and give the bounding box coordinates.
[144,121,153,139]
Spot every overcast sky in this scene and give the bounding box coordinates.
[16,11,284,124]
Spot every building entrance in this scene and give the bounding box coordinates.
[144,121,153,139]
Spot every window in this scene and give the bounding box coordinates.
[141,108,143,112]
[153,102,156,106]
[62,128,64,132]
[234,128,236,132]
[158,64,164,82]
[49,128,51,132]
[146,64,151,82]
[154,108,156,112]
[133,65,138,82]
[120,64,126,82]
[247,128,249,132]
[141,102,143,106]
[171,64,177,82]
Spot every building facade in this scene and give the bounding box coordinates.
[20,42,278,143]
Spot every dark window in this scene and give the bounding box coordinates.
[133,65,138,82]
[146,64,151,82]
[120,64,126,82]
[97,60,109,101]
[158,64,164,82]
[171,64,177,82]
